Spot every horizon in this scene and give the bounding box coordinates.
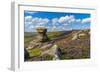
[24,28,90,33]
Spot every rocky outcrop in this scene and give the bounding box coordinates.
[36,27,49,42]
[25,29,90,61]
[26,27,49,50]
[24,48,29,61]
[71,31,86,40]
[41,44,62,60]
[25,27,62,61]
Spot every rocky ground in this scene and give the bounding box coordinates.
[24,29,90,61]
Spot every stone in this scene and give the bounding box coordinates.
[36,27,49,42]
[26,27,49,50]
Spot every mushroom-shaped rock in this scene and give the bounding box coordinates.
[36,27,48,42]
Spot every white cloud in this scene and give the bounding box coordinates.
[62,23,68,25]
[32,18,49,26]
[59,15,74,22]
[25,16,33,22]
[52,18,58,24]
[25,17,49,27]
[58,15,90,25]
[25,16,33,29]
[76,19,81,23]
[28,25,35,29]
[82,18,91,24]
[25,15,90,32]
[58,15,69,23]
[58,15,77,25]
[25,16,50,32]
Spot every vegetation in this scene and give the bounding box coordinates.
[27,48,41,58]
[24,32,37,48]
[41,54,53,60]
[24,29,90,61]
[47,31,64,40]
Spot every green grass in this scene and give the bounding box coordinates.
[27,48,41,58]
[47,31,65,40]
[84,29,90,33]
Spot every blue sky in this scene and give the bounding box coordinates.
[24,11,90,32]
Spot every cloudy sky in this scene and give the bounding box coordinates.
[24,11,90,32]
